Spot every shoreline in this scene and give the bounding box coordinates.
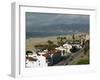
[26,33,89,51]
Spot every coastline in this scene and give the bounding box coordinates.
[26,33,89,51]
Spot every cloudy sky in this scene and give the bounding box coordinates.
[26,12,89,32]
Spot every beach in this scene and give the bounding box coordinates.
[26,33,89,51]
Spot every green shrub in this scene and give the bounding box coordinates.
[77,59,89,64]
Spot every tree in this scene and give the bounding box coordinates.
[47,40,57,51]
[47,40,54,45]
[26,51,33,57]
[79,35,82,42]
[83,40,89,55]
[72,34,75,42]
[57,36,67,46]
[34,44,48,51]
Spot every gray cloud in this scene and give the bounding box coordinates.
[26,12,89,32]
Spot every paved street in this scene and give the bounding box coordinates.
[54,48,84,66]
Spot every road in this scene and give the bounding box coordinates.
[54,48,84,65]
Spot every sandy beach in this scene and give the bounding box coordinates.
[26,33,89,51]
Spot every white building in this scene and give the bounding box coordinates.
[63,43,72,53]
[55,44,72,56]
[26,51,48,68]
[38,52,48,67]
[55,46,66,56]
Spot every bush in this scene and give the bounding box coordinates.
[70,46,79,53]
[76,59,89,64]
[26,51,33,56]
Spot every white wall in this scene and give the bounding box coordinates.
[0,0,100,80]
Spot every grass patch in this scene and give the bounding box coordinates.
[76,59,89,64]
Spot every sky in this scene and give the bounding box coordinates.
[26,12,89,32]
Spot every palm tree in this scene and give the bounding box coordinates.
[72,34,75,42]
[57,36,67,46]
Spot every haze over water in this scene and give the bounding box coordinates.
[26,12,89,39]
